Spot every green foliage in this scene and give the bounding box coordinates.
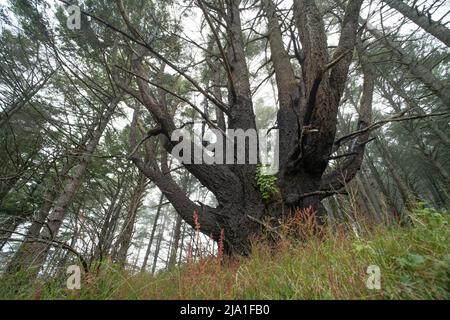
[2,205,447,300]
[255,164,278,202]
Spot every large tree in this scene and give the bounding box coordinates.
[110,0,369,255]
[2,0,447,273]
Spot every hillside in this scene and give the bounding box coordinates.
[1,206,448,300]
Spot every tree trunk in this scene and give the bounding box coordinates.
[114,172,147,267]
[141,192,165,272]
[366,22,450,108]
[178,222,186,265]
[375,139,415,219]
[366,154,401,222]
[121,0,367,255]
[355,176,382,223]
[151,209,168,274]
[6,97,120,276]
[167,171,192,269]
[93,182,123,262]
[382,0,450,47]
[167,215,182,269]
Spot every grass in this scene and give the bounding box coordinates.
[0,205,449,299]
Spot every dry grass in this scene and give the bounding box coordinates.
[1,205,449,299]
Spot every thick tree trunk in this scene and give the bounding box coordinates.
[121,0,366,255]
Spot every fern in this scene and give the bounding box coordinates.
[256,164,278,201]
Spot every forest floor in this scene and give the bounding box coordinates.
[1,205,449,300]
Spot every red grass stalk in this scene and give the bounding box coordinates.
[217,229,225,264]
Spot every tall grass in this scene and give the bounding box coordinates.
[0,205,448,299]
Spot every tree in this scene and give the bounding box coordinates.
[381,0,450,47]
[0,0,448,278]
[113,171,148,267]
[112,0,369,255]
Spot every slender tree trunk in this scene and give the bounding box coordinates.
[366,154,401,221]
[355,176,381,223]
[164,219,175,268]
[141,192,165,272]
[366,22,450,108]
[427,175,449,208]
[151,210,167,274]
[375,140,415,223]
[93,181,124,262]
[358,173,383,224]
[382,0,450,47]
[55,213,81,273]
[6,97,120,276]
[167,215,182,269]
[167,172,192,269]
[178,222,186,265]
[114,172,147,267]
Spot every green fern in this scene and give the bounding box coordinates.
[256,164,278,201]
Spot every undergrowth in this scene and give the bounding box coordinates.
[0,205,448,299]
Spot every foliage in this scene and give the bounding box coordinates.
[1,205,448,300]
[255,164,278,202]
